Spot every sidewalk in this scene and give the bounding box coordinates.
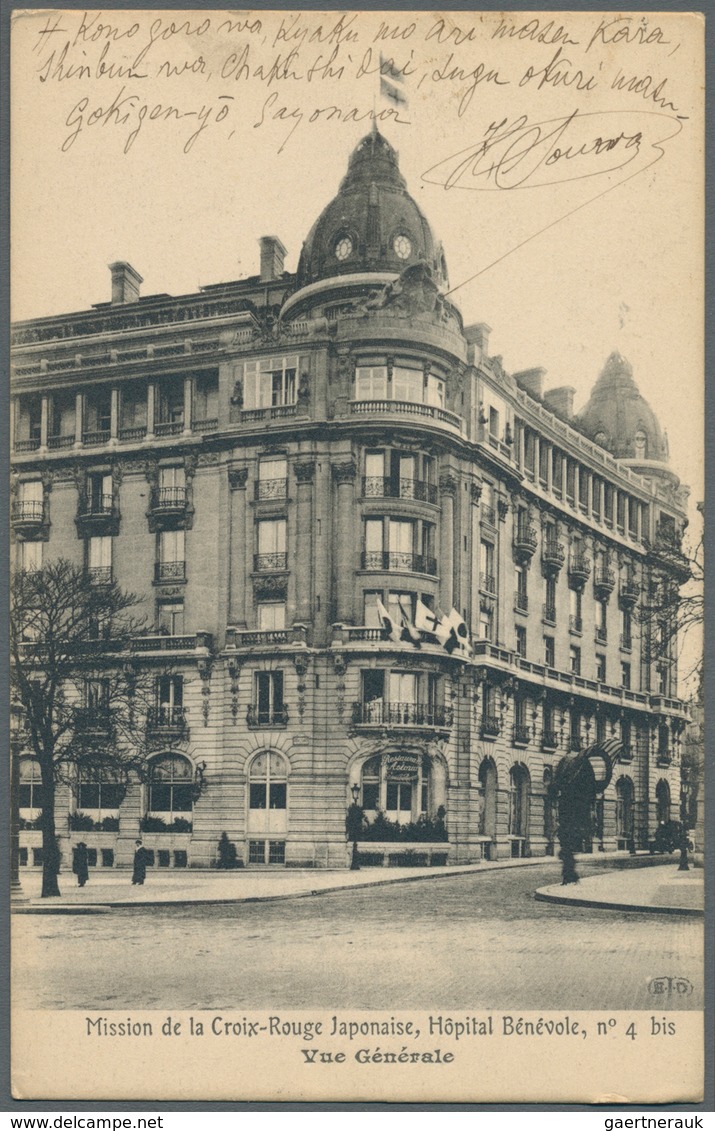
[13,851,693,914]
[535,864,704,916]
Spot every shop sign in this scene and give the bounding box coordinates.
[386,751,420,781]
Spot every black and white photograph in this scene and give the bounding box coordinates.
[9,7,705,1104]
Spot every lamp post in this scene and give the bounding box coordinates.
[10,703,26,903]
[347,782,361,871]
[678,764,690,872]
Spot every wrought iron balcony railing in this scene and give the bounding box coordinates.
[542,602,557,624]
[514,590,528,613]
[542,730,559,750]
[569,735,583,752]
[513,724,531,746]
[152,486,188,511]
[154,561,186,583]
[87,566,113,585]
[253,552,289,572]
[362,476,438,504]
[255,478,288,501]
[620,633,633,651]
[361,551,437,576]
[247,705,289,727]
[569,615,583,634]
[74,706,112,733]
[12,501,45,528]
[480,571,496,594]
[481,715,501,738]
[542,540,565,570]
[352,702,453,729]
[513,525,538,558]
[595,626,608,644]
[619,580,640,607]
[79,494,115,518]
[568,554,591,585]
[147,705,187,731]
[594,568,616,596]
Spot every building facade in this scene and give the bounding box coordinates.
[11,130,690,871]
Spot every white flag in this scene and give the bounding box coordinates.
[376,597,401,643]
[415,598,440,635]
[446,607,472,655]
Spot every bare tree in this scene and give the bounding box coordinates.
[639,518,703,689]
[10,560,161,897]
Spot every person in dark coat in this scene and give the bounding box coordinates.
[72,841,89,887]
[132,840,149,885]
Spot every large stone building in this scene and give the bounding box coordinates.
[11,130,690,871]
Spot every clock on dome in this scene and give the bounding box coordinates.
[393,234,412,260]
[335,236,353,261]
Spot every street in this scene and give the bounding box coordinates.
[13,862,702,1012]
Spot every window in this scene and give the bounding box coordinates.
[256,519,287,570]
[508,765,530,839]
[157,465,186,506]
[544,576,556,622]
[85,678,110,712]
[249,752,287,810]
[657,664,668,696]
[148,755,193,815]
[87,472,113,513]
[515,565,527,610]
[392,366,423,403]
[617,493,627,532]
[566,461,576,502]
[596,654,607,682]
[592,476,602,518]
[615,777,634,842]
[158,601,184,636]
[480,540,495,591]
[579,469,589,509]
[552,450,563,495]
[489,406,500,438]
[254,671,285,725]
[88,535,112,581]
[20,541,43,573]
[158,529,185,581]
[569,710,582,751]
[596,599,608,641]
[355,364,388,400]
[621,662,631,689]
[479,608,493,641]
[569,646,581,675]
[596,714,607,744]
[363,591,382,628]
[155,674,184,726]
[18,758,43,811]
[515,625,527,658]
[244,356,298,409]
[544,636,555,668]
[257,457,287,500]
[387,591,415,624]
[538,442,549,485]
[257,603,286,631]
[17,479,43,519]
[620,718,632,757]
[77,769,123,812]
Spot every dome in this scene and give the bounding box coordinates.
[577,352,668,463]
[296,128,448,289]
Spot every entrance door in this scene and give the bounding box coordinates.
[386,780,413,824]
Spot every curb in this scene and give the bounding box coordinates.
[534,889,704,917]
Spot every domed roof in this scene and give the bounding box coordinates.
[577,352,668,463]
[296,128,447,289]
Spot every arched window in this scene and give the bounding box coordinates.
[615,776,635,843]
[249,752,287,810]
[359,753,434,822]
[508,764,530,839]
[148,755,193,816]
[655,779,671,824]
[19,758,43,812]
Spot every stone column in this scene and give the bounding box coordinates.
[439,472,457,610]
[40,395,49,450]
[74,392,84,448]
[533,434,540,482]
[9,397,16,452]
[110,387,119,441]
[332,459,357,624]
[294,460,315,626]
[227,468,249,627]
[146,382,155,439]
[183,376,193,435]
[636,501,643,542]
[583,469,592,516]
[545,442,553,493]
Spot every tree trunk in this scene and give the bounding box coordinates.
[40,762,61,897]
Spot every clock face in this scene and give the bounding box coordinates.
[393,234,412,260]
[335,236,353,261]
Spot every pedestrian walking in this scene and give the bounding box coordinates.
[72,841,89,888]
[132,840,149,886]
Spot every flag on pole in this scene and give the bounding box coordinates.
[379,53,408,110]
[376,597,421,648]
[433,608,459,654]
[415,598,440,636]
[376,597,401,643]
[445,607,472,656]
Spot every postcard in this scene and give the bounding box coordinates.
[10,9,704,1104]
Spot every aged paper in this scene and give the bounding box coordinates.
[10,9,704,1104]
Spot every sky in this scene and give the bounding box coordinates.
[11,9,704,506]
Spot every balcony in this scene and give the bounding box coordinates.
[480,571,496,595]
[656,746,672,767]
[147,706,187,735]
[513,724,531,746]
[154,561,186,583]
[568,554,591,587]
[155,420,184,437]
[542,539,565,573]
[82,429,111,447]
[247,705,289,728]
[352,701,453,731]
[133,632,212,654]
[255,478,288,502]
[77,493,119,536]
[595,626,608,645]
[345,626,388,643]
[620,633,633,652]
[593,568,616,598]
[118,426,147,442]
[14,437,41,453]
[619,744,633,763]
[542,730,559,751]
[361,551,437,576]
[513,525,538,561]
[514,590,528,613]
[242,404,297,423]
[152,487,188,514]
[11,501,45,535]
[619,580,640,608]
[191,417,218,434]
[47,434,75,450]
[87,566,113,585]
[254,552,289,573]
[362,477,438,505]
[74,707,112,734]
[569,735,583,752]
[542,602,557,625]
[569,615,583,635]
[481,715,501,739]
[350,399,463,433]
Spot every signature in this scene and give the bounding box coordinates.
[421,109,682,191]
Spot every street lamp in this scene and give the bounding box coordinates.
[347,782,361,871]
[678,764,691,872]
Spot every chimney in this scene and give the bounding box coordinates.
[109,262,143,305]
[543,386,576,419]
[259,236,287,282]
[514,367,546,399]
[463,322,491,365]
